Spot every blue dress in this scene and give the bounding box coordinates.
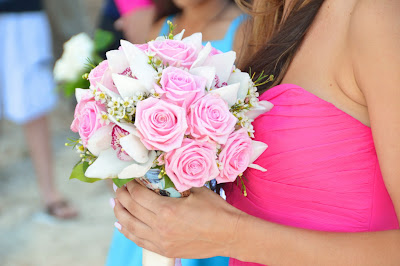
[106,14,245,266]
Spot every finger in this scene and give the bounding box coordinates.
[113,198,152,239]
[115,221,162,255]
[125,180,169,213]
[116,186,156,226]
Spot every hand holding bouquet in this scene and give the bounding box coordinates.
[67,23,273,265]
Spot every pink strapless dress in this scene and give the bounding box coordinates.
[225,84,399,266]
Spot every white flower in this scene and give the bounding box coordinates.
[250,97,258,107]
[53,33,94,82]
[121,97,134,108]
[97,111,110,125]
[95,91,107,103]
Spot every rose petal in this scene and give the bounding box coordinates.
[119,134,149,164]
[228,71,251,100]
[85,148,133,179]
[250,140,268,164]
[120,40,157,91]
[210,83,240,107]
[87,124,113,156]
[245,100,274,120]
[118,150,157,179]
[112,74,148,98]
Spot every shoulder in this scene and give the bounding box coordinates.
[148,16,168,41]
[349,0,400,94]
[348,0,400,220]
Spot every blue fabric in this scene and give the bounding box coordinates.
[105,14,246,266]
[102,0,120,21]
[159,14,246,53]
[106,229,229,266]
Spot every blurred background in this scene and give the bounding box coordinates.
[0,0,115,265]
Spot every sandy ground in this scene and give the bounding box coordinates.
[0,1,120,265]
[0,99,116,266]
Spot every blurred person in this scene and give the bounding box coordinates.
[114,0,156,44]
[0,0,77,219]
[150,0,245,54]
[43,0,92,59]
[98,0,124,51]
[106,1,244,265]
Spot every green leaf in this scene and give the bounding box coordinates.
[94,29,115,53]
[113,178,134,188]
[59,76,90,97]
[163,174,175,189]
[69,162,102,183]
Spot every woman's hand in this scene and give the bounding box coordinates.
[112,180,243,259]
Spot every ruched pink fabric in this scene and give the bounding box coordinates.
[225,84,399,266]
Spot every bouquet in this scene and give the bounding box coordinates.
[67,23,273,265]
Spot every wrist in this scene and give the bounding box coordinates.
[223,209,249,259]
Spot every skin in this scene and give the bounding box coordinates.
[148,0,244,54]
[113,0,400,264]
[25,116,77,218]
[114,6,156,44]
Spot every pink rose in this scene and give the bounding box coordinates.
[165,138,219,192]
[88,60,120,94]
[88,60,109,87]
[148,40,198,68]
[71,91,107,146]
[155,67,206,109]
[217,128,253,183]
[134,98,187,152]
[188,94,237,144]
[136,43,149,52]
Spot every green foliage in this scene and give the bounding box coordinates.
[163,174,175,189]
[94,29,115,53]
[113,178,134,188]
[60,76,90,97]
[69,161,102,183]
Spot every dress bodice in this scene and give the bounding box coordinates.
[226,84,399,266]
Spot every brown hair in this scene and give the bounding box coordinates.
[236,0,325,91]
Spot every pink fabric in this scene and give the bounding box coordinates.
[225,84,399,266]
[114,0,153,16]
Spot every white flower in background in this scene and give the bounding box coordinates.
[54,33,94,82]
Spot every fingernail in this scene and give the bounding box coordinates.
[114,221,122,230]
[124,184,127,188]
[113,183,118,192]
[109,198,115,209]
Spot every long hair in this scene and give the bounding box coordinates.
[235,0,325,91]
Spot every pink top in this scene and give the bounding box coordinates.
[225,84,399,266]
[114,0,153,16]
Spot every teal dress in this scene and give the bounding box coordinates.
[106,14,245,266]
